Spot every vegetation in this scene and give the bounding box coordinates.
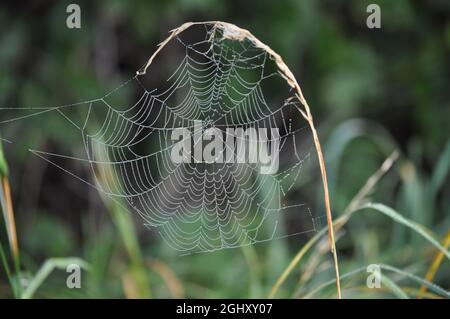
[0,0,449,298]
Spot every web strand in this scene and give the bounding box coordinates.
[0,23,321,253]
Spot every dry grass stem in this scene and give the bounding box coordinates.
[141,20,342,298]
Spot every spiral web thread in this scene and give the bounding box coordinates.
[0,23,323,253]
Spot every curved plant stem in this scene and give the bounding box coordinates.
[21,258,89,299]
[268,227,327,298]
[418,230,450,297]
[1,177,19,265]
[140,20,342,298]
[269,151,398,298]
[303,264,450,299]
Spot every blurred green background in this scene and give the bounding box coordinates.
[0,0,449,298]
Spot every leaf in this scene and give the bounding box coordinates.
[21,257,90,299]
[0,140,8,177]
[419,231,450,297]
[305,264,450,298]
[360,203,450,261]
[381,274,409,299]
[0,241,17,297]
[430,138,450,198]
[0,177,19,263]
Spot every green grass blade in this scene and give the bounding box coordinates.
[0,142,10,245]
[108,199,151,298]
[0,240,17,297]
[241,245,263,298]
[430,138,450,198]
[361,203,450,261]
[304,266,366,298]
[325,119,397,194]
[268,227,327,298]
[381,274,409,299]
[379,264,450,298]
[93,138,151,298]
[21,257,90,299]
[270,153,400,298]
[305,264,450,298]
[0,139,9,177]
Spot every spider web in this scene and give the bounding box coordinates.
[0,23,323,253]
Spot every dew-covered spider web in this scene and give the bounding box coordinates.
[0,22,325,253]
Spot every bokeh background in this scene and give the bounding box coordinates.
[0,0,449,298]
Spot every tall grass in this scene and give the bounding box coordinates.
[1,133,449,298]
[0,139,20,297]
[0,140,90,299]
